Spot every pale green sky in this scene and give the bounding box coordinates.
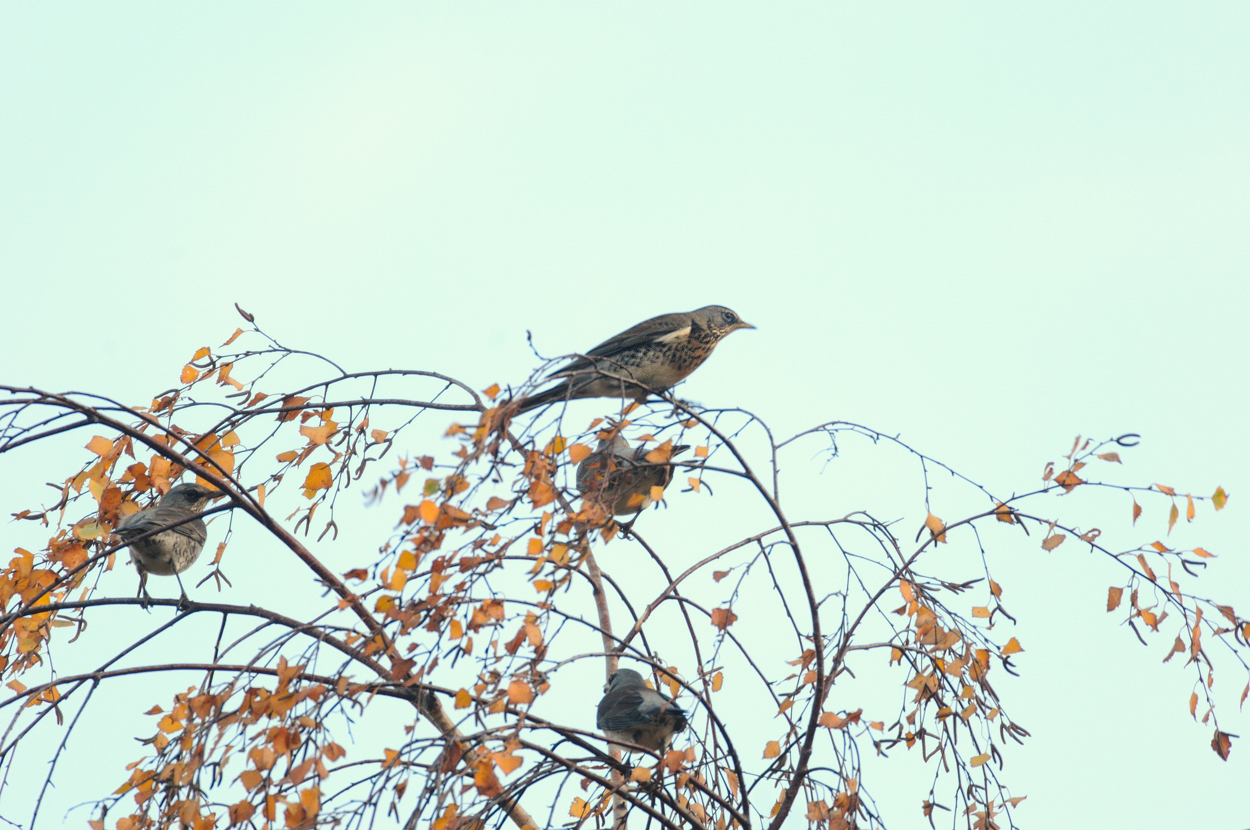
[1,4,1248,828]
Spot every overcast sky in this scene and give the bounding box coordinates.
[1,4,1248,829]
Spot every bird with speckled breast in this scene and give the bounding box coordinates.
[114,482,219,608]
[516,305,754,413]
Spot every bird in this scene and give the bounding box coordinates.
[596,668,688,753]
[114,482,218,608]
[516,305,754,413]
[577,435,689,517]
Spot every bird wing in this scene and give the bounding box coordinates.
[598,688,654,732]
[599,687,685,732]
[543,311,693,378]
[117,508,207,545]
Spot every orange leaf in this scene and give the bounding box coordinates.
[1132,499,1142,525]
[507,680,533,705]
[229,801,256,824]
[1001,637,1023,655]
[1193,547,1215,559]
[994,503,1015,524]
[970,753,990,767]
[629,767,652,783]
[1212,730,1234,761]
[418,501,439,524]
[1041,533,1066,551]
[1155,483,1177,496]
[482,384,501,401]
[1107,586,1123,612]
[568,443,591,464]
[1053,470,1084,492]
[923,513,946,543]
[473,761,503,797]
[763,741,781,759]
[495,752,522,775]
[711,607,738,630]
[971,606,991,619]
[277,396,311,422]
[180,366,200,384]
[1186,494,1195,522]
[1097,452,1121,463]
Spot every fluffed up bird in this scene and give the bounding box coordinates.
[114,482,218,608]
[597,668,687,753]
[577,435,689,517]
[516,305,754,413]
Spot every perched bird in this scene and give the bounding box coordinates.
[114,482,218,608]
[597,668,687,753]
[517,305,754,413]
[577,435,689,517]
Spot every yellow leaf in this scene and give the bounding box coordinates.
[569,798,591,819]
[971,606,991,618]
[1186,494,1196,522]
[482,384,501,401]
[924,513,946,543]
[192,346,211,361]
[711,672,723,692]
[1001,637,1023,655]
[994,503,1014,524]
[1167,503,1179,534]
[695,445,709,458]
[688,476,701,493]
[300,422,338,446]
[568,443,591,464]
[629,766,652,783]
[85,435,113,457]
[302,463,333,495]
[763,741,781,759]
[276,450,298,463]
[180,365,200,384]
[1212,486,1228,510]
[455,689,471,709]
[970,753,990,767]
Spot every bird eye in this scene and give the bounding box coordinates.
[722,311,736,324]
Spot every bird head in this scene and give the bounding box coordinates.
[162,482,221,512]
[692,305,755,339]
[605,668,646,693]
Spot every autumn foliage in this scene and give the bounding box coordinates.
[0,307,1243,830]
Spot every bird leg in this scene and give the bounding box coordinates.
[136,572,153,611]
[174,572,190,612]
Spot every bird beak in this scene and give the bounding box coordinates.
[737,321,756,331]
